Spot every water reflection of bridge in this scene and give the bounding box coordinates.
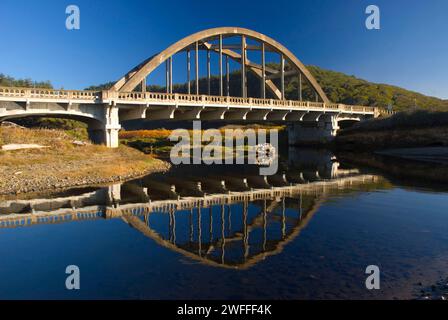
[0,173,380,269]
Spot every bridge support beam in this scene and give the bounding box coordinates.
[89,104,121,148]
[245,110,270,121]
[288,115,339,145]
[105,105,121,148]
[224,109,249,120]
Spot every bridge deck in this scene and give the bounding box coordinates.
[0,86,379,115]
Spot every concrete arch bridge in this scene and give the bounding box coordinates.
[0,27,381,147]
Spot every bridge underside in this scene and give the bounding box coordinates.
[0,99,373,147]
[0,100,121,147]
[120,103,372,144]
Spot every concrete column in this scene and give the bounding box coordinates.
[280,55,285,100]
[169,57,173,94]
[187,49,191,94]
[87,104,121,148]
[165,60,169,93]
[106,106,121,148]
[141,78,146,93]
[195,41,199,95]
[108,183,121,204]
[241,35,246,98]
[207,49,211,95]
[261,42,266,99]
[219,35,223,96]
[226,55,230,96]
[288,115,339,145]
[105,104,121,148]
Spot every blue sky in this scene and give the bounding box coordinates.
[0,0,447,99]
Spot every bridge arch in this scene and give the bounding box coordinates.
[0,110,107,144]
[112,27,330,103]
[0,110,101,124]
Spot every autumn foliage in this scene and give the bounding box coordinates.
[119,129,172,140]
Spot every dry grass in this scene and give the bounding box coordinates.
[119,129,172,140]
[119,126,286,140]
[0,126,73,148]
[0,127,168,194]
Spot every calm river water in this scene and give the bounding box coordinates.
[0,148,447,299]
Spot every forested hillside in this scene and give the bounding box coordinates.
[307,66,448,111]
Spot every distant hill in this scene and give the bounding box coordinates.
[0,73,52,89]
[306,66,448,111]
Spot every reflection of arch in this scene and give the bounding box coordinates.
[124,196,323,270]
[112,27,330,103]
[0,175,381,269]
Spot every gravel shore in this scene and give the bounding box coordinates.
[0,155,170,195]
[0,157,170,195]
[0,127,171,195]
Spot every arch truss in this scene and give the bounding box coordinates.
[112,27,330,103]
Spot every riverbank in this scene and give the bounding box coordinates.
[334,110,448,151]
[335,126,448,150]
[0,126,170,195]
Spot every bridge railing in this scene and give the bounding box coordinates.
[0,86,99,100]
[110,91,377,114]
[0,86,378,115]
[377,108,395,117]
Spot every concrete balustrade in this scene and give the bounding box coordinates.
[0,86,379,114]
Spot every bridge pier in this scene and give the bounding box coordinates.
[87,105,121,148]
[105,105,121,148]
[288,115,339,145]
